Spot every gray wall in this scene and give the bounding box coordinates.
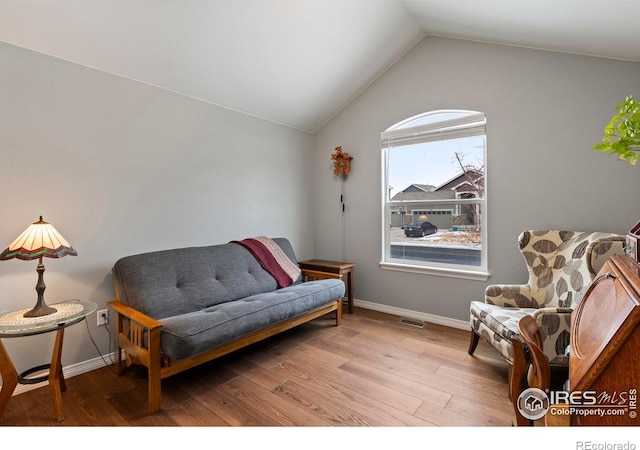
[0,42,314,374]
[313,36,640,323]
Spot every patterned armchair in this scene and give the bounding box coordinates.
[468,230,625,425]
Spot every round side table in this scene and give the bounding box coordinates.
[0,300,96,421]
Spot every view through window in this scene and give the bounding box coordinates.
[381,110,488,279]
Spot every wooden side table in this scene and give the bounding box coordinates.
[298,259,356,313]
[0,300,96,421]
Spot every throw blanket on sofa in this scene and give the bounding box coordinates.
[233,236,301,288]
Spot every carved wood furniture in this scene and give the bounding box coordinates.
[517,315,571,426]
[570,254,640,426]
[518,315,551,393]
[625,221,640,264]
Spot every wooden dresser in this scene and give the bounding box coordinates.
[570,254,640,426]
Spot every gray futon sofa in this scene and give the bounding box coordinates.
[108,237,345,414]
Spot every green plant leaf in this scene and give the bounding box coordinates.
[592,143,608,151]
[593,95,640,165]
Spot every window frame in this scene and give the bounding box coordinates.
[380,110,489,281]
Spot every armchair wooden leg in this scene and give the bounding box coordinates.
[468,329,480,355]
[511,339,531,426]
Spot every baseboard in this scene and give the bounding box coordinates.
[354,299,469,331]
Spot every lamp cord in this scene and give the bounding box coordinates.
[83,316,116,372]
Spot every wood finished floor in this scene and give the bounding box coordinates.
[0,308,516,426]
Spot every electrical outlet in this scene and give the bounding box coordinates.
[97,309,109,326]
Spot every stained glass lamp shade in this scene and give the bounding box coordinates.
[0,216,77,317]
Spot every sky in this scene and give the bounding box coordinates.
[386,135,485,198]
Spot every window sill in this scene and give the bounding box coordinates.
[379,261,490,281]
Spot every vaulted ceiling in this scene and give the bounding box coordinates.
[1,1,638,133]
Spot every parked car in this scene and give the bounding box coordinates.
[404,221,438,237]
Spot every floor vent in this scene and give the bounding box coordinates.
[399,318,425,328]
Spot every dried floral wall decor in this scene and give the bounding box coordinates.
[331,146,353,178]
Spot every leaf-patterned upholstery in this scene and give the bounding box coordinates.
[468,230,625,425]
[471,230,625,362]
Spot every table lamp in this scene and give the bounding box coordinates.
[0,216,77,317]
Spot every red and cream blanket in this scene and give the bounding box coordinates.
[232,236,301,288]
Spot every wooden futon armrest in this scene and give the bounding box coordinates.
[107,300,164,376]
[108,300,162,331]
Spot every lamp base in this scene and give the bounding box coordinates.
[23,260,58,317]
[23,304,57,318]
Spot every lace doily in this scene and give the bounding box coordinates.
[0,302,84,327]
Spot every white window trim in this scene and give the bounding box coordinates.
[379,260,490,281]
[380,110,489,281]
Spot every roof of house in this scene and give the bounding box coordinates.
[391,190,454,202]
[391,170,482,201]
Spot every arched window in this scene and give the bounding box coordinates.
[380,110,488,279]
